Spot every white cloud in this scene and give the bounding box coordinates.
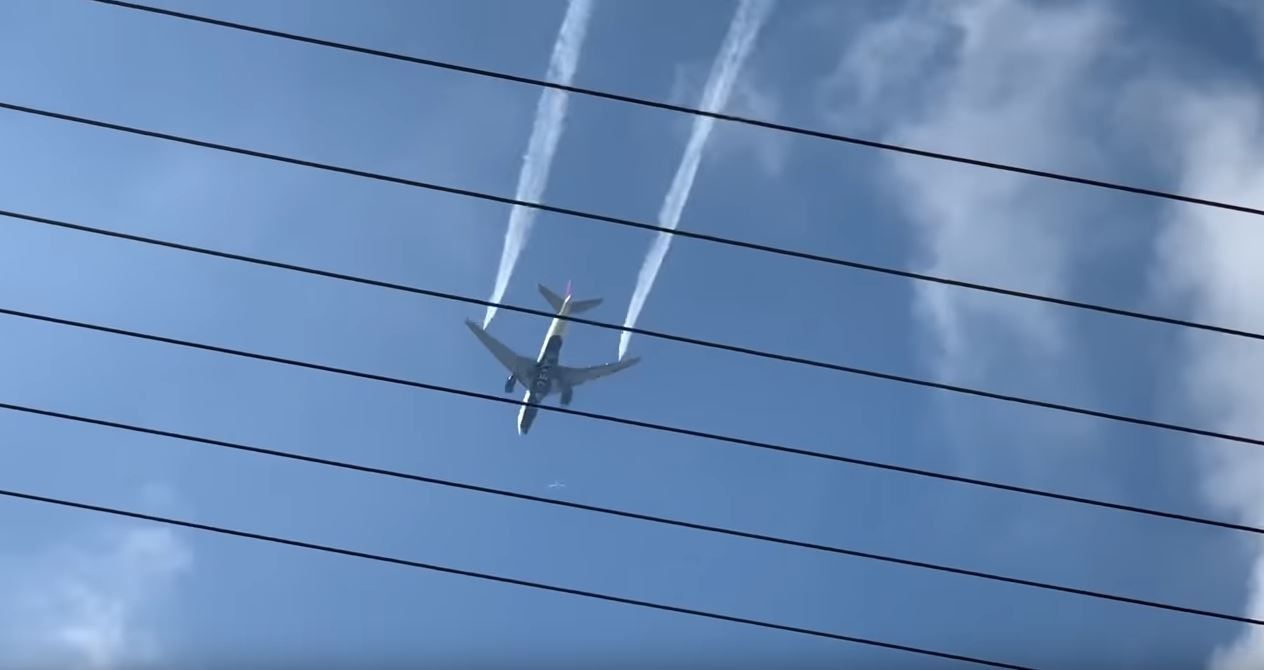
[816,2,956,137]
[816,1,1264,664]
[702,66,788,178]
[1145,83,1264,670]
[847,3,1264,665]
[897,1,1114,377]
[0,524,192,669]
[820,0,1117,412]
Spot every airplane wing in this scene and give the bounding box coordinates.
[556,356,641,388]
[464,319,536,380]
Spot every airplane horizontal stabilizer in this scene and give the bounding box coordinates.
[567,297,602,314]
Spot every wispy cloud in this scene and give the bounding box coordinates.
[880,1,1111,381]
[823,2,1264,665]
[0,524,192,669]
[618,0,775,360]
[482,0,594,327]
[814,0,1121,488]
[816,3,953,138]
[1146,83,1264,670]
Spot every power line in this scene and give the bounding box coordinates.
[4,102,1259,348]
[91,0,1264,219]
[3,206,1262,451]
[0,303,1258,538]
[0,487,1037,670]
[4,398,1254,626]
[7,2,1244,659]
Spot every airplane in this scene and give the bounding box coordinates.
[464,282,641,435]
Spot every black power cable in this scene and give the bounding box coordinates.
[0,3,1243,662]
[2,398,1254,626]
[2,206,1261,449]
[92,0,1264,219]
[0,302,1258,538]
[0,485,1038,669]
[3,99,1263,348]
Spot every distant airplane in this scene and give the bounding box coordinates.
[547,481,566,489]
[465,282,640,435]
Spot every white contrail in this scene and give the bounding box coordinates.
[617,0,774,359]
[483,0,594,327]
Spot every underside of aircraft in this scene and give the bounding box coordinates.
[465,283,640,433]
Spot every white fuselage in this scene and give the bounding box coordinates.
[518,297,572,434]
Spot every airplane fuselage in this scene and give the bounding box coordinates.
[468,282,635,436]
[517,306,571,434]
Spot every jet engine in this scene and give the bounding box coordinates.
[504,375,516,393]
[560,385,573,406]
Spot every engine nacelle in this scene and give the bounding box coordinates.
[559,385,573,406]
[504,375,516,393]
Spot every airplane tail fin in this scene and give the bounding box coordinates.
[539,283,602,314]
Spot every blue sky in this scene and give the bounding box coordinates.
[1,0,1264,667]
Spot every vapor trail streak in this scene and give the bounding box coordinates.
[618,0,774,358]
[483,0,594,327]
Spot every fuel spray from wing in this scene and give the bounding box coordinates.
[617,0,775,359]
[483,0,595,327]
